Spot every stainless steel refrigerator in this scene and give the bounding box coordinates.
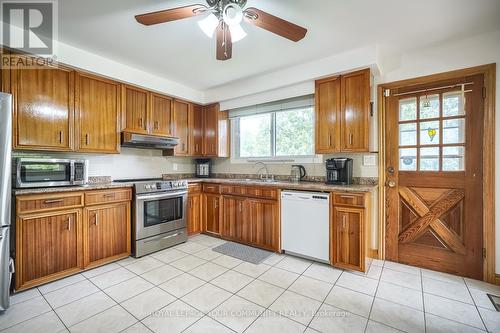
[0,93,12,311]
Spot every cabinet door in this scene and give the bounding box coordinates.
[76,73,120,153]
[203,104,219,156]
[341,69,370,152]
[16,210,82,290]
[151,93,173,136]
[11,60,74,151]
[203,193,220,235]
[332,206,365,271]
[221,196,249,242]
[248,198,279,251]
[122,85,149,134]
[173,100,190,155]
[315,76,341,153]
[84,202,131,267]
[188,193,202,235]
[191,105,203,156]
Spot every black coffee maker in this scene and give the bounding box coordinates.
[325,158,353,185]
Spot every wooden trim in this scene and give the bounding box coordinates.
[377,64,496,282]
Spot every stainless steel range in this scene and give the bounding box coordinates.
[116,178,188,257]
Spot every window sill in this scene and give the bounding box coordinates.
[230,155,323,164]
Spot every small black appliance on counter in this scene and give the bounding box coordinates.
[325,158,353,185]
[195,159,211,178]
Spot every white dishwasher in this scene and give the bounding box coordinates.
[281,190,330,262]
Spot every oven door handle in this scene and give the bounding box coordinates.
[143,231,185,244]
[136,190,188,201]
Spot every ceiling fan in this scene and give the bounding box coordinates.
[135,0,308,61]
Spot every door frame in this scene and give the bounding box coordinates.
[377,64,496,283]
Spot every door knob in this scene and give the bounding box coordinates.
[387,166,395,174]
[387,180,396,188]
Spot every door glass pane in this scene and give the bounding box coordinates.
[420,121,440,145]
[443,118,465,144]
[443,92,464,117]
[443,146,465,171]
[399,97,417,121]
[419,94,439,119]
[399,123,417,146]
[239,114,272,157]
[399,148,417,171]
[420,147,440,171]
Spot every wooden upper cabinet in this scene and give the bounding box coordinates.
[75,73,120,153]
[151,93,173,137]
[11,59,75,151]
[83,202,131,267]
[341,69,370,151]
[203,104,219,156]
[315,69,371,153]
[173,99,190,155]
[315,76,341,153]
[191,104,204,156]
[16,209,83,290]
[121,85,149,134]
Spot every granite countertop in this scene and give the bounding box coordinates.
[183,178,377,193]
[13,182,134,195]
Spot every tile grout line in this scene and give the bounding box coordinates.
[464,276,489,332]
[363,261,384,333]
[421,266,427,333]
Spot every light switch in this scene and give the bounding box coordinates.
[363,155,376,166]
[172,163,178,171]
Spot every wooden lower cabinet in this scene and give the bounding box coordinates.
[15,209,83,290]
[221,196,250,243]
[83,202,131,268]
[203,193,221,235]
[247,198,280,252]
[188,193,202,235]
[15,188,131,291]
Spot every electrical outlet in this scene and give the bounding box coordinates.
[363,155,376,166]
[172,163,178,171]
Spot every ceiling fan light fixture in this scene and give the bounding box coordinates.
[198,13,219,38]
[223,3,243,26]
[229,24,247,42]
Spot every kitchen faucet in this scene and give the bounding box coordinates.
[254,162,274,182]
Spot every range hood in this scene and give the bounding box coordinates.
[121,132,180,150]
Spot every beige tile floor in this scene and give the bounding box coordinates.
[1,234,500,332]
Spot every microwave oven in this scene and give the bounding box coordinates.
[14,158,88,188]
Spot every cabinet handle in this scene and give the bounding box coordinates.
[85,133,90,146]
[340,195,355,199]
[43,199,64,204]
[154,121,159,130]
[139,118,144,128]
[195,144,199,153]
[67,217,72,231]
[211,144,215,153]
[328,134,332,147]
[59,130,63,143]
[349,133,353,146]
[103,193,116,198]
[182,143,186,151]
[214,199,218,209]
[189,200,192,209]
[94,213,99,226]
[239,202,242,213]
[342,215,347,229]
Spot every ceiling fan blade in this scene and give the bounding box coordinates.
[216,22,232,61]
[135,4,206,26]
[243,7,307,42]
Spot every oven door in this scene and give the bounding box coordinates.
[16,159,73,188]
[135,190,188,240]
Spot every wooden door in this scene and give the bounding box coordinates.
[83,203,130,267]
[75,73,120,153]
[188,193,202,235]
[203,104,219,156]
[248,198,279,251]
[315,76,341,153]
[191,105,204,156]
[151,93,173,136]
[203,193,220,235]
[332,206,364,271]
[122,85,149,134]
[341,69,370,152]
[16,209,82,290]
[11,60,74,151]
[385,74,484,279]
[173,100,190,155]
[221,196,249,242]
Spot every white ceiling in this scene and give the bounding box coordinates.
[59,0,500,91]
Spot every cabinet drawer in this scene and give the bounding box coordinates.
[221,185,246,196]
[188,183,202,194]
[333,193,365,207]
[203,184,220,194]
[85,188,132,206]
[245,187,278,200]
[17,192,84,215]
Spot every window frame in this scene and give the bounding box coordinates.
[231,107,320,163]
